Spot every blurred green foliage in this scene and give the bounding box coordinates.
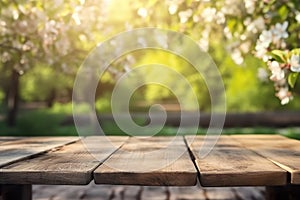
[20,66,73,102]
[1,0,300,115]
[1,0,300,138]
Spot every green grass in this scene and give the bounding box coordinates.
[0,103,299,140]
[0,109,74,136]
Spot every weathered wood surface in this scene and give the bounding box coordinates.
[232,134,300,184]
[1,135,299,188]
[0,137,79,168]
[0,137,24,144]
[94,136,197,186]
[0,136,128,185]
[185,135,287,186]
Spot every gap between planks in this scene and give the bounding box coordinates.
[0,137,80,168]
[231,134,300,184]
[0,136,128,185]
[93,136,198,186]
[185,135,287,187]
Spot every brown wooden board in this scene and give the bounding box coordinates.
[232,134,300,184]
[0,136,128,185]
[94,136,197,186]
[185,136,287,187]
[0,137,79,168]
[0,137,25,145]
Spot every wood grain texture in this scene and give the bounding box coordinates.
[94,136,197,186]
[186,136,287,187]
[0,137,79,168]
[0,136,128,185]
[232,134,300,184]
[0,137,24,144]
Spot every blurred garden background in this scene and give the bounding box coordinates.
[1,0,300,138]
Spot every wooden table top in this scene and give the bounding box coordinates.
[0,135,299,187]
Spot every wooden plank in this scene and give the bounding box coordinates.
[0,137,79,168]
[94,136,197,186]
[0,137,24,144]
[232,134,300,184]
[186,136,287,187]
[0,136,128,185]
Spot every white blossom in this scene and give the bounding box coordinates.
[232,49,244,65]
[79,34,87,41]
[272,21,289,42]
[296,12,300,23]
[290,54,300,72]
[72,12,81,25]
[244,0,256,14]
[137,8,148,18]
[240,34,247,41]
[281,97,290,105]
[246,17,265,34]
[243,17,251,26]
[12,9,19,20]
[268,61,285,81]
[276,87,292,105]
[255,40,267,59]
[168,4,178,15]
[223,27,232,39]
[178,9,193,23]
[22,41,34,51]
[258,30,273,48]
[45,20,59,35]
[201,7,216,22]
[255,29,274,61]
[193,15,200,23]
[221,0,240,15]
[216,12,225,24]
[20,55,29,65]
[240,41,251,53]
[1,52,12,63]
[0,20,6,27]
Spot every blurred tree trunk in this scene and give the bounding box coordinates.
[6,69,20,127]
[46,88,56,108]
